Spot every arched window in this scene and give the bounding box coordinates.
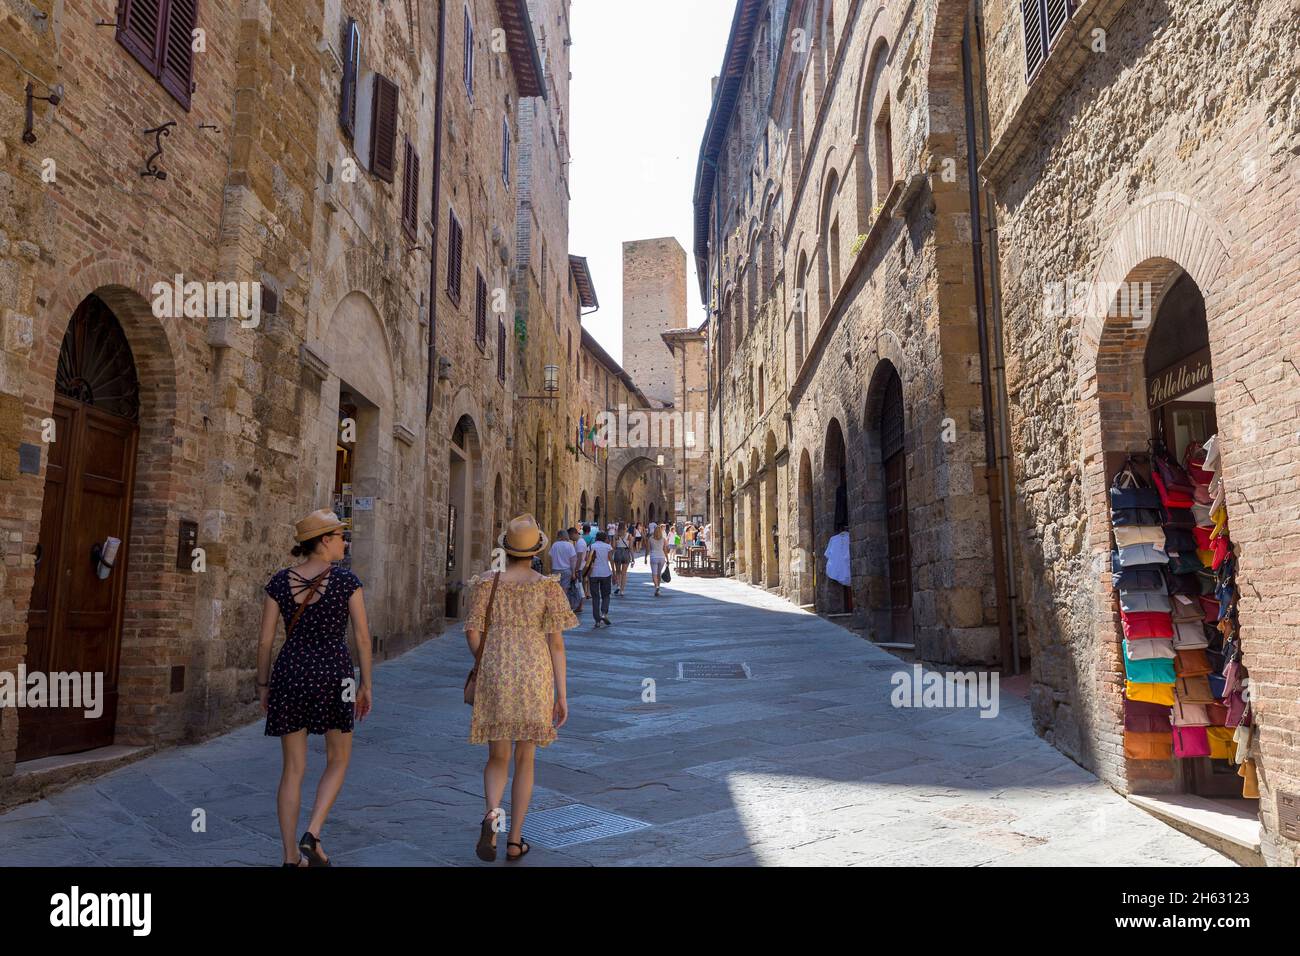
[790,71,805,184]
[818,171,840,321]
[794,250,809,369]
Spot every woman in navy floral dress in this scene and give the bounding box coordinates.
[256,509,373,867]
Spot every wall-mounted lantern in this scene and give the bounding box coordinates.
[519,364,560,402]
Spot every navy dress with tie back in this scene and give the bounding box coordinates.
[263,566,363,737]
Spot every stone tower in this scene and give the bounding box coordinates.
[622,237,688,406]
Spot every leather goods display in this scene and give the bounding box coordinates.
[1125,698,1173,732]
[1170,594,1203,622]
[1172,725,1210,758]
[1171,699,1211,726]
[1122,652,1176,685]
[1114,525,1166,548]
[1206,726,1234,760]
[1125,638,1175,660]
[1126,681,1176,706]
[1125,731,1173,760]
[1113,507,1165,527]
[1113,567,1168,593]
[1172,621,1210,649]
[1174,648,1212,677]
[1117,542,1169,566]
[1176,675,1215,704]
[1205,702,1229,727]
[1121,611,1174,639]
[1118,591,1172,614]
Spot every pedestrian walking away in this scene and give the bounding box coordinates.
[649,523,670,596]
[256,509,374,867]
[464,515,578,863]
[570,525,589,611]
[549,528,580,611]
[583,530,616,627]
[612,521,633,595]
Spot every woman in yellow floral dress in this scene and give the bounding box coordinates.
[464,514,578,862]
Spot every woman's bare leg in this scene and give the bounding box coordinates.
[483,739,511,848]
[508,742,537,856]
[302,729,352,861]
[277,732,308,864]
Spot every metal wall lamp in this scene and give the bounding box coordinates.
[517,364,560,401]
[23,82,62,145]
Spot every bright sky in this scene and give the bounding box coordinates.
[569,0,737,365]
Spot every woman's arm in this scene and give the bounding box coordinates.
[256,594,279,711]
[548,628,567,728]
[349,587,374,720]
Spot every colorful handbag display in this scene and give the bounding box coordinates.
[1239,759,1259,798]
[1125,731,1173,760]
[1167,551,1205,575]
[1170,594,1203,622]
[1225,691,1248,727]
[1152,470,1194,508]
[1208,673,1227,700]
[1206,726,1234,760]
[1163,527,1198,554]
[1125,638,1175,660]
[1113,567,1168,593]
[1199,595,1220,623]
[1111,463,1162,510]
[1196,548,1216,567]
[1162,507,1196,528]
[1172,621,1210,649]
[1172,725,1210,758]
[1174,648,1212,677]
[1166,573,1201,597]
[1122,611,1175,639]
[1171,699,1211,726]
[1113,507,1165,527]
[1192,525,1214,550]
[1125,698,1173,732]
[1212,536,1231,570]
[1123,653,1176,685]
[1205,702,1229,726]
[1127,681,1176,706]
[1176,675,1215,703]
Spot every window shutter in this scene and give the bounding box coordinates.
[446,211,463,303]
[159,0,198,109]
[401,138,419,238]
[497,319,507,381]
[118,0,163,75]
[502,117,510,186]
[1045,0,1074,43]
[369,75,399,183]
[475,271,488,345]
[1021,0,1045,79]
[464,8,474,96]
[340,18,359,139]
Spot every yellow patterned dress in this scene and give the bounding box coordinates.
[464,573,579,745]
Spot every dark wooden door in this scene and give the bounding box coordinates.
[19,398,138,760]
[881,371,912,641]
[19,294,140,761]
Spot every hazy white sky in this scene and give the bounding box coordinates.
[569,0,737,364]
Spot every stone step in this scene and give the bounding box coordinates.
[1128,794,1263,867]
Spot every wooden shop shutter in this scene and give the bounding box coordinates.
[497,318,507,382]
[401,138,420,239]
[369,74,399,183]
[446,210,463,303]
[475,271,488,346]
[1021,0,1046,80]
[159,0,198,109]
[340,17,360,139]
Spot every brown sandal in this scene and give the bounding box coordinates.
[506,840,530,862]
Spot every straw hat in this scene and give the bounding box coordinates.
[294,509,346,543]
[499,513,548,557]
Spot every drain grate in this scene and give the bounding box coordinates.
[678,661,751,679]
[513,804,651,849]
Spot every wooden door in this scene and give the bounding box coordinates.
[19,295,139,761]
[881,372,913,641]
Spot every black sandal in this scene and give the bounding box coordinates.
[476,811,499,862]
[298,831,331,867]
[506,840,530,862]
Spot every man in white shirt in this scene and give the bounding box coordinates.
[569,526,588,611]
[549,529,579,611]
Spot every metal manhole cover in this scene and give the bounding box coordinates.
[678,661,751,679]
[512,804,651,849]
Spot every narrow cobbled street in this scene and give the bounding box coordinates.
[0,566,1230,867]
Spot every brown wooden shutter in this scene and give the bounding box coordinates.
[370,75,399,183]
[340,18,359,138]
[475,271,488,345]
[446,211,463,303]
[159,0,197,109]
[118,0,163,75]
[401,138,419,239]
[497,319,507,381]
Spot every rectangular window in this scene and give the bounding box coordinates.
[401,138,420,239]
[116,0,199,110]
[497,318,507,382]
[475,270,488,347]
[502,116,511,187]
[1021,0,1076,80]
[463,6,474,97]
[369,74,399,182]
[340,17,360,138]
[446,210,463,304]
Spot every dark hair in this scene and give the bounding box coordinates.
[596,531,608,542]
[567,527,578,536]
[291,533,326,558]
[555,529,567,540]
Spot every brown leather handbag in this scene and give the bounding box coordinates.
[464,572,501,706]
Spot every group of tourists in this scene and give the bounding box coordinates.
[256,505,715,868]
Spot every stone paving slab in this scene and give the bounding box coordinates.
[0,564,1234,867]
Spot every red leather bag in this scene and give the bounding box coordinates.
[1121,611,1175,639]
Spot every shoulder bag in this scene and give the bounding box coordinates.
[464,572,501,706]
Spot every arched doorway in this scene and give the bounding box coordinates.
[593,495,602,528]
[21,294,141,760]
[878,365,912,641]
[447,415,481,615]
[821,418,851,613]
[763,432,779,589]
[579,490,588,524]
[749,448,763,585]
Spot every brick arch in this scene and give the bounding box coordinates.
[1077,193,1232,389]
